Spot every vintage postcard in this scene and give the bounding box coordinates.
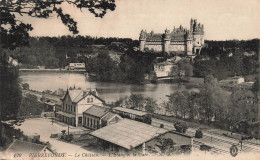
[0,0,260,160]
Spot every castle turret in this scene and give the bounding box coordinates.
[190,18,194,32]
[139,29,147,52]
[163,29,171,53]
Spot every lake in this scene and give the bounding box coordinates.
[20,72,187,103]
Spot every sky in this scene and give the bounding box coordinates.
[18,0,260,40]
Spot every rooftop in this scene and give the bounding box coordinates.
[102,112,122,121]
[89,119,168,150]
[113,107,148,116]
[62,88,104,104]
[83,105,110,118]
[5,140,47,153]
[154,61,175,66]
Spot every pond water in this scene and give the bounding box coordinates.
[20,72,184,103]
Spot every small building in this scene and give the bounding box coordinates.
[238,82,254,90]
[89,119,193,153]
[154,61,176,78]
[113,107,151,124]
[44,101,56,112]
[55,101,62,113]
[219,76,253,90]
[83,105,122,130]
[37,66,45,69]
[8,56,19,66]
[56,88,105,126]
[5,140,53,154]
[68,63,85,70]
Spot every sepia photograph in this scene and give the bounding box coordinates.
[0,0,260,159]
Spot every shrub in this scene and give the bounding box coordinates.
[174,122,188,133]
[180,145,192,154]
[65,134,74,142]
[200,144,212,152]
[195,130,203,138]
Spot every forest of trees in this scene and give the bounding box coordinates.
[5,36,138,69]
[113,75,259,138]
[86,51,156,84]
[193,39,258,80]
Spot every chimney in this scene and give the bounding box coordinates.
[83,91,87,97]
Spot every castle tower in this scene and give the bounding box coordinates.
[192,19,204,55]
[139,29,147,52]
[186,30,193,56]
[163,29,171,53]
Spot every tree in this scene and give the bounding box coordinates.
[195,129,203,138]
[21,83,30,90]
[86,53,119,82]
[197,75,231,124]
[168,90,189,118]
[0,53,22,121]
[177,59,193,81]
[144,97,158,113]
[128,94,145,110]
[18,94,44,116]
[1,0,116,49]
[174,122,188,133]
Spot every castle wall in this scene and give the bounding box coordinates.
[145,42,163,52]
[169,42,186,52]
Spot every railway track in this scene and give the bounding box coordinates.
[151,117,260,154]
[193,140,229,155]
[187,130,260,153]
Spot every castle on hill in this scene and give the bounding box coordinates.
[139,18,205,57]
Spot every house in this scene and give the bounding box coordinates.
[5,140,53,154]
[8,56,19,66]
[56,88,105,126]
[37,66,45,69]
[219,76,250,90]
[89,119,193,153]
[44,101,56,112]
[83,105,122,130]
[55,101,62,112]
[243,51,255,57]
[154,61,176,78]
[68,63,85,70]
[113,107,151,124]
[238,82,254,90]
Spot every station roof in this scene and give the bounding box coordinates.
[89,119,167,150]
[5,140,48,154]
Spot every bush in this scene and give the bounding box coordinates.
[174,122,188,133]
[180,145,192,154]
[195,130,203,138]
[65,134,74,142]
[200,144,212,152]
